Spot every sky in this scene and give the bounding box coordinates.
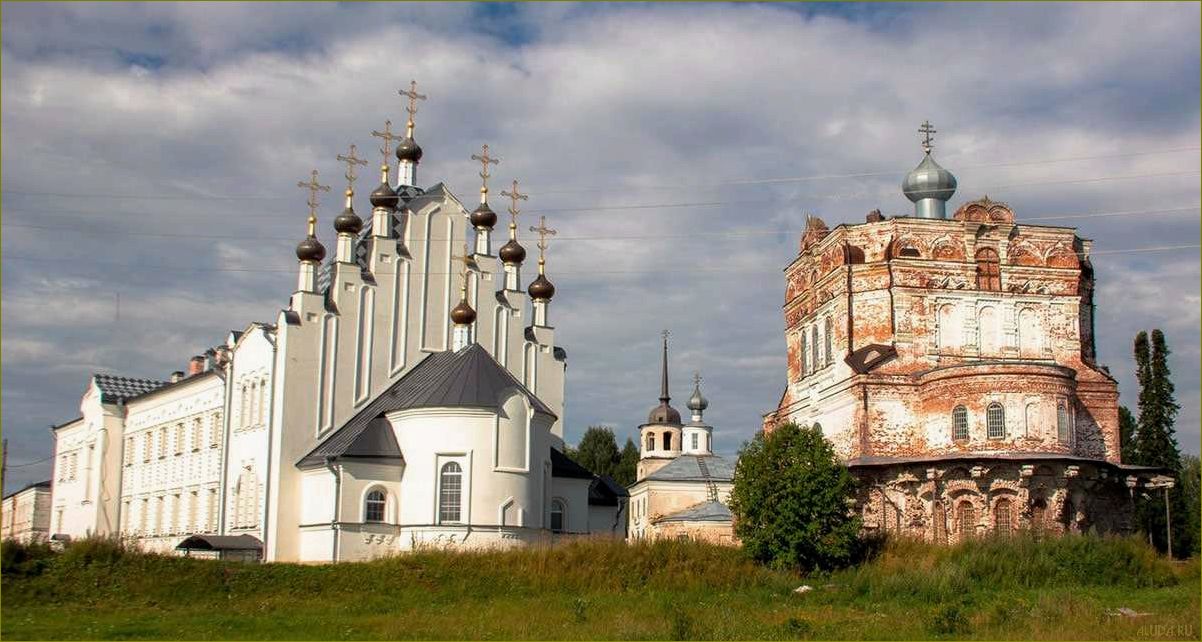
[2,2,1199,491]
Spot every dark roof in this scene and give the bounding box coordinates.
[655,501,732,524]
[299,344,553,468]
[845,344,897,374]
[3,480,52,501]
[93,374,168,403]
[644,454,735,483]
[176,534,263,551]
[550,447,594,480]
[125,370,219,404]
[588,474,629,506]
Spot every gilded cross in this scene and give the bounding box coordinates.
[501,179,528,227]
[693,371,702,387]
[371,119,401,168]
[529,215,557,261]
[336,144,368,194]
[471,144,500,196]
[451,241,473,293]
[296,169,331,233]
[398,80,427,131]
[918,120,936,153]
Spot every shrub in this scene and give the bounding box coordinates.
[1,539,54,577]
[728,422,860,572]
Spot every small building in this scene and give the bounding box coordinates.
[2,481,53,543]
[627,334,736,544]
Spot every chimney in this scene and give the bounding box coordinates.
[170,371,185,383]
[188,355,205,376]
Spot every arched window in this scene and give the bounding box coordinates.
[364,489,387,523]
[647,433,656,451]
[663,432,672,451]
[987,403,1005,439]
[975,248,1001,291]
[439,462,463,524]
[952,406,969,441]
[1056,402,1071,444]
[550,499,565,534]
[1030,499,1047,531]
[977,306,999,355]
[823,316,833,365]
[957,501,976,537]
[799,331,809,376]
[994,498,1012,535]
[810,326,820,371]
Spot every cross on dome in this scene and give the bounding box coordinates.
[918,120,937,154]
[296,169,331,233]
[501,179,528,227]
[371,120,401,170]
[399,80,427,133]
[471,144,500,200]
[336,144,368,195]
[529,215,557,261]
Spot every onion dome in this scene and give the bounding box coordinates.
[296,235,326,262]
[333,205,363,235]
[528,273,555,301]
[902,152,957,203]
[369,181,398,210]
[470,202,498,229]
[396,137,423,163]
[450,298,476,325]
[499,237,526,264]
[687,382,708,413]
[647,402,681,425]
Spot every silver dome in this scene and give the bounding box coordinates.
[687,383,708,412]
[902,153,957,204]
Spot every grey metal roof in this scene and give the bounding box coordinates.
[298,343,554,468]
[93,374,168,404]
[645,454,735,483]
[588,474,629,506]
[655,500,732,524]
[3,480,52,501]
[176,534,263,551]
[551,448,595,479]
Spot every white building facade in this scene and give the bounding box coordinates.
[44,89,623,561]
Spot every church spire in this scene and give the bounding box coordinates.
[527,215,557,326]
[395,80,426,187]
[449,242,476,351]
[333,144,367,262]
[369,120,400,236]
[295,169,330,293]
[470,144,500,254]
[660,329,671,404]
[498,179,528,290]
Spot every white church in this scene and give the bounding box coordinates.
[45,83,628,562]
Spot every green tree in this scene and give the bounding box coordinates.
[1180,454,1201,558]
[728,422,860,571]
[1132,329,1188,557]
[614,438,639,487]
[1119,406,1138,463]
[574,426,621,480]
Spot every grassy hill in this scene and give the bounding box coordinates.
[2,534,1197,640]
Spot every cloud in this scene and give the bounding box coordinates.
[2,2,1199,489]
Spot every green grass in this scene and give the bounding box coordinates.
[2,534,1197,640]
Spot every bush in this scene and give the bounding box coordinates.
[1,539,54,577]
[728,422,861,572]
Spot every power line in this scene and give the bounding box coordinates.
[4,456,51,470]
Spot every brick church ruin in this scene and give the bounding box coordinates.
[764,122,1169,542]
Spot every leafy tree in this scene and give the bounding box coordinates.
[1119,406,1138,464]
[728,422,860,571]
[615,438,639,487]
[1180,454,1201,558]
[574,426,621,480]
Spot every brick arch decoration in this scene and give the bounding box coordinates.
[1007,242,1044,266]
[1045,244,1080,268]
[844,243,866,264]
[953,196,1016,223]
[930,236,966,261]
[888,235,928,259]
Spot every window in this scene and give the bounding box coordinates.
[144,433,152,463]
[994,498,1012,535]
[192,418,202,451]
[987,403,1005,439]
[125,437,135,467]
[691,433,699,450]
[1030,499,1046,531]
[139,498,149,534]
[811,326,819,372]
[663,432,672,451]
[647,433,656,451]
[1057,402,1071,444]
[158,427,168,458]
[207,488,219,533]
[439,462,463,523]
[188,491,199,533]
[210,413,222,448]
[364,489,387,523]
[550,499,565,534]
[957,501,976,537]
[799,331,808,376]
[952,406,969,441]
[706,434,711,452]
[174,424,184,455]
[975,248,1001,291]
[823,316,833,365]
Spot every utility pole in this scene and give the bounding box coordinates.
[1,438,8,499]
[1163,481,1174,557]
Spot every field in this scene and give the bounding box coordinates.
[1,534,1197,640]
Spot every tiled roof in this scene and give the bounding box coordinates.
[298,343,554,468]
[645,454,735,483]
[93,374,168,403]
[655,500,732,524]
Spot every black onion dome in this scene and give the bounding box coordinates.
[450,299,476,325]
[647,402,682,425]
[296,235,326,262]
[333,206,363,235]
[499,238,526,264]
[528,274,555,301]
[395,137,423,163]
[470,202,498,229]
[369,181,398,209]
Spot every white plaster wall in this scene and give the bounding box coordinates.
[223,327,276,544]
[549,476,591,534]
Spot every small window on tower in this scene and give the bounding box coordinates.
[976,248,1001,291]
[691,433,699,450]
